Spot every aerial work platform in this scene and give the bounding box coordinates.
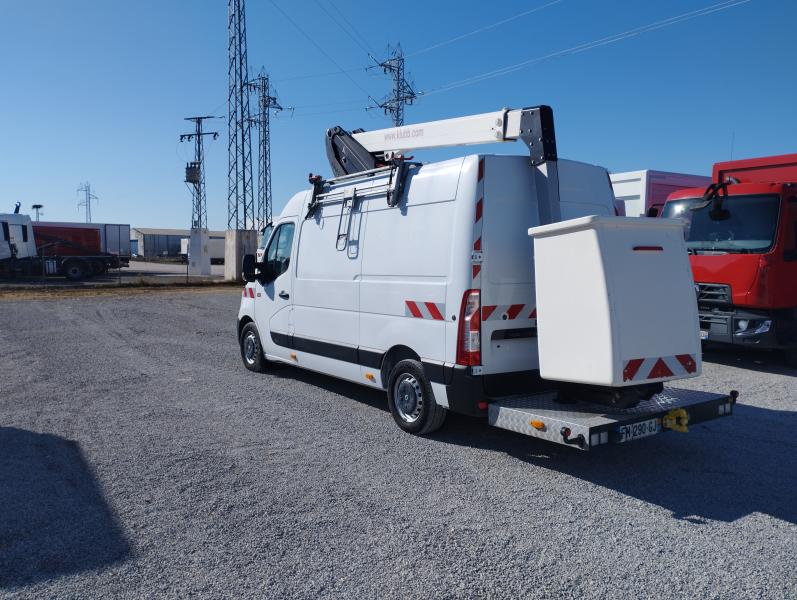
[489,388,737,450]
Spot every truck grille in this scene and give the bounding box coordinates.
[696,283,731,306]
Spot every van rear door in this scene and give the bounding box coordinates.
[478,156,541,375]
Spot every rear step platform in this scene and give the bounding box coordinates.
[488,387,737,450]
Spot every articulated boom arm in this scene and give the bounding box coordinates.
[321,104,561,225]
[351,105,557,166]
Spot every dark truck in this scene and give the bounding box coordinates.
[660,153,797,365]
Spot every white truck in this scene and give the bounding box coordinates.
[610,170,711,217]
[236,105,736,449]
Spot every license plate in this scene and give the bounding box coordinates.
[616,418,661,443]
[700,330,709,340]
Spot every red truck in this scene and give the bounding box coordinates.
[1,209,130,280]
[660,153,797,365]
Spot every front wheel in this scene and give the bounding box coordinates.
[387,359,447,435]
[63,260,87,281]
[239,322,267,373]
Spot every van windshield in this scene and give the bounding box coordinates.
[661,194,780,253]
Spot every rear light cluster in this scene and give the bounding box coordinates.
[456,289,481,366]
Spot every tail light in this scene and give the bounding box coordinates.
[456,289,481,366]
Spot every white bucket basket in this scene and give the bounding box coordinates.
[529,215,701,387]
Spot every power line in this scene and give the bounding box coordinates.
[269,0,375,99]
[422,0,752,97]
[314,0,373,54]
[406,0,564,58]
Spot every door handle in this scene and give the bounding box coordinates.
[278,290,290,299]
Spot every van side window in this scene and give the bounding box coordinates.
[21,225,28,243]
[267,223,295,278]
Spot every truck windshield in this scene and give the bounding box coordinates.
[661,194,780,253]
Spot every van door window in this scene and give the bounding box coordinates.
[1,222,8,242]
[267,223,295,278]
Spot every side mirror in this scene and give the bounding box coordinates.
[646,206,659,218]
[242,254,256,282]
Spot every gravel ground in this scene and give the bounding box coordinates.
[0,289,795,598]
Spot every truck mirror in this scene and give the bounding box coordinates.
[646,206,659,218]
[242,254,256,282]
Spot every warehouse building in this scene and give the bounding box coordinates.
[130,227,225,259]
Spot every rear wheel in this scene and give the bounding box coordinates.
[63,260,87,281]
[239,322,267,373]
[387,359,447,435]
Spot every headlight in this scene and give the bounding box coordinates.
[734,319,771,336]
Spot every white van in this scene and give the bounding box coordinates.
[237,144,620,433]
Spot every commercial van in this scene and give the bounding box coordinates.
[238,152,645,430]
[235,106,730,446]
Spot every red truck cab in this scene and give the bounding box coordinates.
[660,153,797,364]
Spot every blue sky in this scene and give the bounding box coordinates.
[1,0,793,229]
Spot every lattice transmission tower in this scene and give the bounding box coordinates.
[227,0,254,230]
[246,71,283,228]
[369,44,417,126]
[77,182,97,223]
[180,116,218,230]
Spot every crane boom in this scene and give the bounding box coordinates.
[352,105,557,166]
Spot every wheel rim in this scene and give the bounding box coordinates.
[393,374,423,423]
[243,332,259,365]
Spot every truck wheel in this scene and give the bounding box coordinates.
[239,322,267,373]
[785,349,797,369]
[387,359,447,435]
[63,260,86,281]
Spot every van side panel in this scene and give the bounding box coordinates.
[359,159,464,371]
[292,198,364,382]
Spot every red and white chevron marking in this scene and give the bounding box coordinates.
[242,287,255,298]
[405,300,445,320]
[471,158,485,284]
[481,304,537,325]
[622,354,697,382]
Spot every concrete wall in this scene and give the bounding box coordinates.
[224,230,258,281]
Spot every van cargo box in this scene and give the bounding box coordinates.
[529,216,701,388]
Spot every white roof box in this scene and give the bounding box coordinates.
[529,216,701,387]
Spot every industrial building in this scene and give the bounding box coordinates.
[130,227,225,259]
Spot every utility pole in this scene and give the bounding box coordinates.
[246,70,283,228]
[31,204,43,221]
[77,182,97,223]
[180,116,219,230]
[227,0,254,230]
[369,44,417,126]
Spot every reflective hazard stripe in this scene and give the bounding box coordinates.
[482,304,536,324]
[471,158,485,288]
[623,354,697,382]
[405,300,445,320]
[242,287,255,298]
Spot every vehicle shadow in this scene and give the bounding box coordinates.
[0,427,132,589]
[436,402,797,525]
[703,345,797,377]
[268,365,796,525]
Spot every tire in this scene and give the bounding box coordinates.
[785,348,797,369]
[63,260,86,281]
[239,322,267,373]
[387,359,447,435]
